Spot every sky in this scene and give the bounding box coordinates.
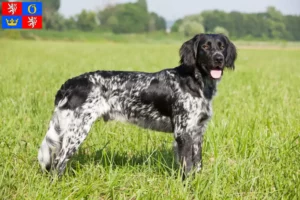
[60,0,300,21]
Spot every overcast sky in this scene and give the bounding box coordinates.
[60,0,300,20]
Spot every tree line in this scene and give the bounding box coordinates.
[171,7,300,41]
[1,0,299,41]
[0,0,166,33]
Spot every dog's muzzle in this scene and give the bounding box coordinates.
[210,53,224,79]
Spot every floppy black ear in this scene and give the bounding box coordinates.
[224,37,237,69]
[179,34,202,66]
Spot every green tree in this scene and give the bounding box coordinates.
[242,14,267,38]
[98,2,150,33]
[98,5,117,27]
[43,0,60,12]
[171,19,182,32]
[114,3,149,33]
[171,13,204,35]
[65,17,77,30]
[284,15,300,40]
[202,10,229,33]
[155,15,166,31]
[76,10,98,32]
[213,26,229,36]
[265,6,288,39]
[107,15,119,28]
[179,20,205,36]
[136,0,147,11]
[42,0,61,30]
[228,11,245,38]
[98,0,166,34]
[43,12,66,31]
[184,13,204,24]
[148,12,166,32]
[171,7,300,41]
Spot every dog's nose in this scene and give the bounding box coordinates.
[214,55,224,64]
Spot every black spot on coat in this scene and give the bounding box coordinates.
[55,76,92,110]
[140,79,174,117]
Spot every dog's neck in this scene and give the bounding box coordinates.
[194,67,218,100]
[176,65,218,100]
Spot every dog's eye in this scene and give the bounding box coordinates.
[202,44,210,50]
[218,42,225,50]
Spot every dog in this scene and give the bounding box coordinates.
[38,33,237,178]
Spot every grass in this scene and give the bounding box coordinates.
[2,29,300,47]
[0,39,299,199]
[0,30,186,44]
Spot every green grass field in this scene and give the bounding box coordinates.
[0,40,299,199]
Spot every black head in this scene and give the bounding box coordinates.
[179,33,237,80]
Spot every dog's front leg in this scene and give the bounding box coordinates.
[174,132,204,179]
[191,131,204,173]
[174,133,193,179]
[173,113,206,179]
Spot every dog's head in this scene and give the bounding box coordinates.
[180,33,237,79]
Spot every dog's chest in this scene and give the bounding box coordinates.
[197,99,212,125]
[179,92,213,127]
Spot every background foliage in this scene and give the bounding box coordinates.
[171,7,300,40]
[1,0,299,41]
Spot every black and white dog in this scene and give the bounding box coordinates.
[38,33,237,178]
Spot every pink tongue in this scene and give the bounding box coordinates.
[210,70,222,79]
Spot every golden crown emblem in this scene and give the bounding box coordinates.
[6,18,19,26]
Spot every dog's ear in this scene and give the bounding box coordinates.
[224,35,237,69]
[179,34,202,66]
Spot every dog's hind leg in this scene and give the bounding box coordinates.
[52,97,110,176]
[53,112,96,175]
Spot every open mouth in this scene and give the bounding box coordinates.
[210,67,223,79]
